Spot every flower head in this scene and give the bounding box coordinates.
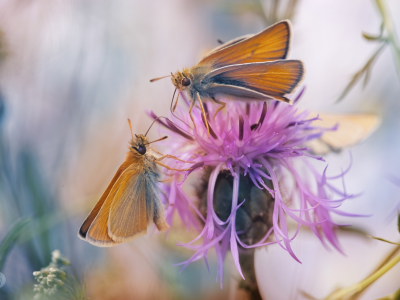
[33,250,87,300]
[150,89,359,285]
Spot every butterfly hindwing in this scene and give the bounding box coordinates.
[205,60,305,103]
[208,84,275,100]
[108,164,149,243]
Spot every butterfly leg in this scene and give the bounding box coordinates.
[188,99,197,132]
[196,92,210,138]
[152,149,164,156]
[158,178,172,183]
[169,90,190,129]
[212,97,226,120]
[172,91,180,112]
[154,153,195,164]
[154,160,194,172]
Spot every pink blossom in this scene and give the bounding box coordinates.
[150,88,361,286]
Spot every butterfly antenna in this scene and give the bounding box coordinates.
[127,119,134,140]
[145,116,168,137]
[150,75,172,82]
[144,136,168,145]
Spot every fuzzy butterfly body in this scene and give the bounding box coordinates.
[78,134,169,247]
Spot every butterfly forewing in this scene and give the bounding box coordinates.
[84,182,121,246]
[108,164,149,243]
[198,20,291,68]
[78,158,134,244]
[206,60,304,103]
[205,34,253,56]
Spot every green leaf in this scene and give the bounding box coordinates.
[337,42,387,102]
[363,32,382,41]
[0,217,31,271]
[362,33,388,42]
[299,290,319,300]
[338,225,371,238]
[394,286,400,300]
[398,212,400,234]
[367,235,400,245]
[362,23,386,41]
[376,286,400,300]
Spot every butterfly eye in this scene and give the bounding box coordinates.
[137,144,146,155]
[133,144,146,155]
[182,78,191,86]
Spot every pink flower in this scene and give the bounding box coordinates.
[150,88,361,286]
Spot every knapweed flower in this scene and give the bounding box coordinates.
[33,250,88,300]
[150,89,359,286]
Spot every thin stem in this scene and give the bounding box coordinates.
[375,0,400,80]
[62,277,79,300]
[352,244,400,299]
[270,0,279,24]
[377,286,400,300]
[325,251,400,299]
[284,0,300,20]
[394,288,400,299]
[238,251,263,300]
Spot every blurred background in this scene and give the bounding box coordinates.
[0,0,399,299]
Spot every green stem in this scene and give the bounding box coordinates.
[325,251,400,300]
[238,251,263,300]
[375,0,400,80]
[284,0,300,20]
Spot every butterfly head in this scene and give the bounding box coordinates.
[130,134,149,156]
[126,120,168,157]
[171,68,192,91]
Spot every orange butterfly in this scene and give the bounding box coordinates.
[151,20,305,135]
[306,113,380,155]
[78,120,193,247]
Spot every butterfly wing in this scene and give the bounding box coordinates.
[206,84,275,100]
[107,164,152,243]
[205,60,304,103]
[206,34,253,56]
[306,113,380,155]
[86,163,150,246]
[78,158,134,246]
[198,20,291,68]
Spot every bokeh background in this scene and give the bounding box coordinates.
[0,0,399,299]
